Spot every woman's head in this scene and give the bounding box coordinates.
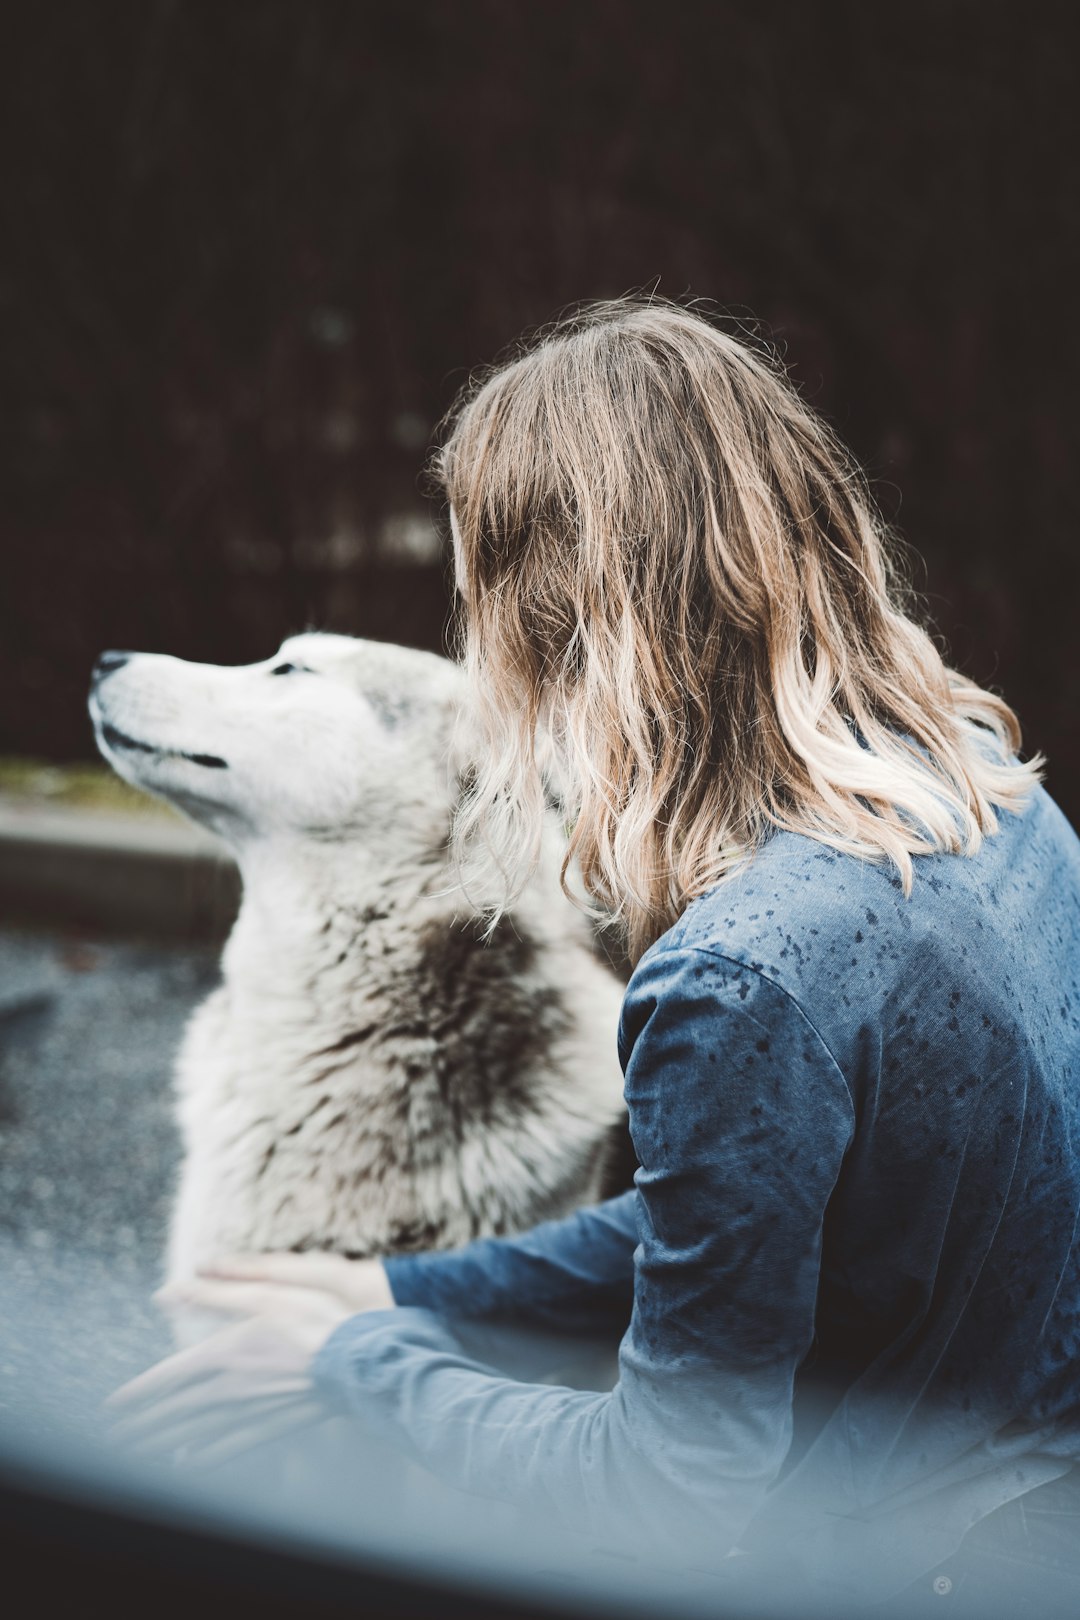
[435,297,1041,960]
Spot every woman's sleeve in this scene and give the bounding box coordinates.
[381,1192,639,1337]
[313,946,855,1562]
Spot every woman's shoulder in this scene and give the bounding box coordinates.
[652,828,918,975]
[666,783,1076,958]
[630,785,1080,1070]
[623,832,911,1060]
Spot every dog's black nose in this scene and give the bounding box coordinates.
[92,650,132,686]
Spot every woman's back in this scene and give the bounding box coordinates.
[632,779,1080,1564]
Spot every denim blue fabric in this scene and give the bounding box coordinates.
[313,779,1080,1591]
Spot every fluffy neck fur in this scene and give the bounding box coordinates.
[218,832,465,1056]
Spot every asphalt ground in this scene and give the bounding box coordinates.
[0,923,219,1440]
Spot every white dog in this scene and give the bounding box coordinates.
[88,634,626,1291]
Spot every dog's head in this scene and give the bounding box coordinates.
[88,633,473,854]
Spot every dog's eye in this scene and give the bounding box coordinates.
[270,662,312,676]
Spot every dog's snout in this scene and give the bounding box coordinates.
[92,650,133,686]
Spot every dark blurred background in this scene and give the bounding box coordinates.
[2,0,1077,818]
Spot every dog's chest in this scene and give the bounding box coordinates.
[171,978,451,1255]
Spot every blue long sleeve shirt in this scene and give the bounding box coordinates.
[313,778,1080,1588]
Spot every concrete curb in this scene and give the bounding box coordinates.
[0,797,240,941]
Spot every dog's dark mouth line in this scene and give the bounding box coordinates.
[99,720,228,771]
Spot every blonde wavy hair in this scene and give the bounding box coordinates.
[434,298,1042,963]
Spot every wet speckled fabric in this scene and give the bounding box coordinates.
[314,781,1080,1588]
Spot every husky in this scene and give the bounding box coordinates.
[88,634,626,1289]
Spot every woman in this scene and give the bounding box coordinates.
[114,300,1080,1608]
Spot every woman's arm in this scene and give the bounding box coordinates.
[312,947,856,1561]
[110,1198,638,1463]
[381,1190,638,1336]
[192,1190,639,1338]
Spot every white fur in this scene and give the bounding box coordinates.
[89,634,626,1288]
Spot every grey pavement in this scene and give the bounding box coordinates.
[0,923,219,1440]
